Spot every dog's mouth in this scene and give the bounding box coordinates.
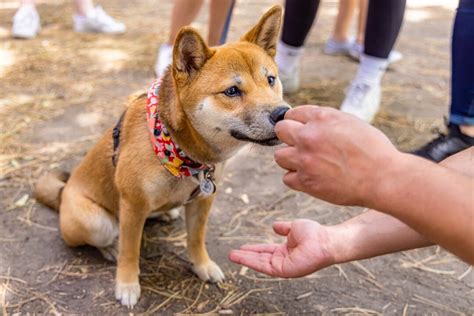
[230,130,281,146]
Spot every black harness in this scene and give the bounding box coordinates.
[112,110,126,167]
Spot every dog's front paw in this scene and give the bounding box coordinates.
[192,260,225,283]
[115,281,141,308]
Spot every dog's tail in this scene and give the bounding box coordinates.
[34,170,70,211]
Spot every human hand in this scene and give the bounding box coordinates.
[228,219,336,278]
[274,106,404,207]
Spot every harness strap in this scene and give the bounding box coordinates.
[184,184,202,205]
[112,110,127,167]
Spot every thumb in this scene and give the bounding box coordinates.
[273,221,292,236]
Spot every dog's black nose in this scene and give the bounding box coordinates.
[269,106,290,125]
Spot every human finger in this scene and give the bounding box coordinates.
[274,119,304,146]
[240,243,280,253]
[282,171,305,192]
[228,250,275,276]
[273,221,292,236]
[274,147,299,171]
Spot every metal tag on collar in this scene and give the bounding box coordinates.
[198,168,216,197]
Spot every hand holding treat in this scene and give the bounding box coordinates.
[274,105,400,208]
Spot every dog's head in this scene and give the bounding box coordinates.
[168,5,289,161]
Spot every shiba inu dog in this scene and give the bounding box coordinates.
[34,5,289,308]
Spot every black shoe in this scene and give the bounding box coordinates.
[412,124,474,162]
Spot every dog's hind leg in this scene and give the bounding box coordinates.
[59,186,119,261]
[185,196,225,283]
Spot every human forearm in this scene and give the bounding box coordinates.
[369,152,474,264]
[329,209,432,264]
[274,107,474,264]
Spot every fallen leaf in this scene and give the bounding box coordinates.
[240,194,249,204]
[10,159,20,168]
[14,194,29,207]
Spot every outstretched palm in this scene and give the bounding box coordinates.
[229,219,335,278]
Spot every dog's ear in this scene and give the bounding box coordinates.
[173,27,214,82]
[241,5,282,57]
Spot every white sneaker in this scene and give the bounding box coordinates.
[73,6,125,34]
[12,4,41,39]
[349,43,403,64]
[155,44,173,77]
[324,37,355,55]
[340,81,381,123]
[279,65,300,94]
[275,40,303,94]
[387,50,403,64]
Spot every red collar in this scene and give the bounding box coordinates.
[146,79,211,178]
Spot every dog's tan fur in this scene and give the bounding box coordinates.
[34,5,287,307]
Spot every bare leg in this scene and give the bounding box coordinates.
[460,125,474,137]
[185,196,225,282]
[208,0,234,46]
[332,0,357,42]
[20,0,35,5]
[356,0,368,44]
[167,0,204,44]
[73,0,94,16]
[156,0,204,77]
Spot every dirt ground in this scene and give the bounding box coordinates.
[0,0,472,314]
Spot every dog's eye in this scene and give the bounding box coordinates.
[223,86,241,97]
[267,76,276,87]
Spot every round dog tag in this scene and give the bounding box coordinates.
[200,178,216,196]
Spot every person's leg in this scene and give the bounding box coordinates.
[363,0,406,59]
[356,0,367,44]
[218,0,235,45]
[324,0,358,55]
[72,0,126,34]
[208,0,235,46]
[450,0,474,133]
[413,0,474,162]
[348,0,403,64]
[341,0,406,123]
[11,0,40,39]
[73,0,94,16]
[280,0,320,47]
[168,0,204,45]
[333,0,357,43]
[155,0,205,77]
[276,0,320,93]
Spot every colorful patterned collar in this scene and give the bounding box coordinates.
[146,79,212,179]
